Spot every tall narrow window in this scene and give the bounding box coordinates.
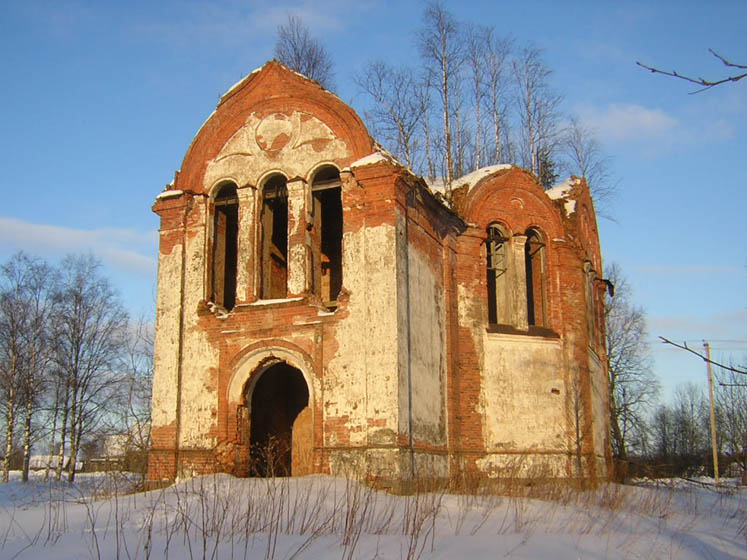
[212,183,238,310]
[486,223,509,324]
[525,228,546,327]
[260,174,288,299]
[583,261,597,344]
[311,166,342,308]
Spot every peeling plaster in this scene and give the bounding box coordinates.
[205,112,350,189]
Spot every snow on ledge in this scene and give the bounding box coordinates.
[351,152,394,168]
[351,152,388,168]
[427,164,512,194]
[546,177,581,216]
[452,164,512,190]
[156,189,184,200]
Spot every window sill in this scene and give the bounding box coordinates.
[486,323,560,339]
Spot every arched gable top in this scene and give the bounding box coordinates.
[174,61,376,195]
[462,166,565,240]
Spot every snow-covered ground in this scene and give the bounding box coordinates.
[0,471,744,559]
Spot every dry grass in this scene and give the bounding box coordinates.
[0,469,744,559]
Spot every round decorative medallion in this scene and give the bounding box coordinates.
[255,113,294,155]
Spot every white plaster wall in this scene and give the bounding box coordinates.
[406,244,447,446]
[480,334,566,451]
[177,213,220,449]
[151,236,183,428]
[325,222,400,449]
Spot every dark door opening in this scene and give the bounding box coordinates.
[248,362,309,476]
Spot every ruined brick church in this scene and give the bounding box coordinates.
[148,61,612,487]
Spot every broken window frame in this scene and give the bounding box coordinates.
[486,223,510,325]
[524,228,547,327]
[211,182,239,311]
[310,166,343,310]
[259,174,289,300]
[583,260,597,346]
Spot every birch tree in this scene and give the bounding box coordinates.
[512,46,561,179]
[0,254,27,482]
[17,258,55,482]
[355,61,428,169]
[418,1,463,187]
[52,255,127,481]
[484,32,513,165]
[0,254,56,483]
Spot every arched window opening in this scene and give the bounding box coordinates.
[212,183,238,310]
[311,166,342,309]
[260,175,288,299]
[525,228,547,327]
[486,223,509,324]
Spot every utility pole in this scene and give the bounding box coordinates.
[703,341,720,484]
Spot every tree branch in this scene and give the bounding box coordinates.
[637,49,747,93]
[658,336,747,375]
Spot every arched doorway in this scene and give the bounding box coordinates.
[246,362,310,476]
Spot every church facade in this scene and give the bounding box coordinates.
[148,62,611,486]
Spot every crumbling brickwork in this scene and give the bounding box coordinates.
[148,62,611,486]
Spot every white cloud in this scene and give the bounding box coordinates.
[576,103,678,142]
[0,217,157,277]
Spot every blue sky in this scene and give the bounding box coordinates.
[1,1,745,399]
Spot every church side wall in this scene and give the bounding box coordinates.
[395,196,450,480]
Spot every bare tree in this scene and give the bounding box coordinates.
[355,61,428,169]
[637,49,747,93]
[0,254,56,483]
[0,254,28,482]
[17,258,56,482]
[483,31,513,165]
[672,384,708,463]
[561,117,616,216]
[418,1,463,187]
[274,14,334,90]
[651,404,675,460]
[605,263,658,459]
[464,24,488,170]
[714,364,747,475]
[51,255,128,482]
[108,317,153,483]
[512,45,562,181]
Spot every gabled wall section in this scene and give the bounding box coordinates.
[451,167,611,482]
